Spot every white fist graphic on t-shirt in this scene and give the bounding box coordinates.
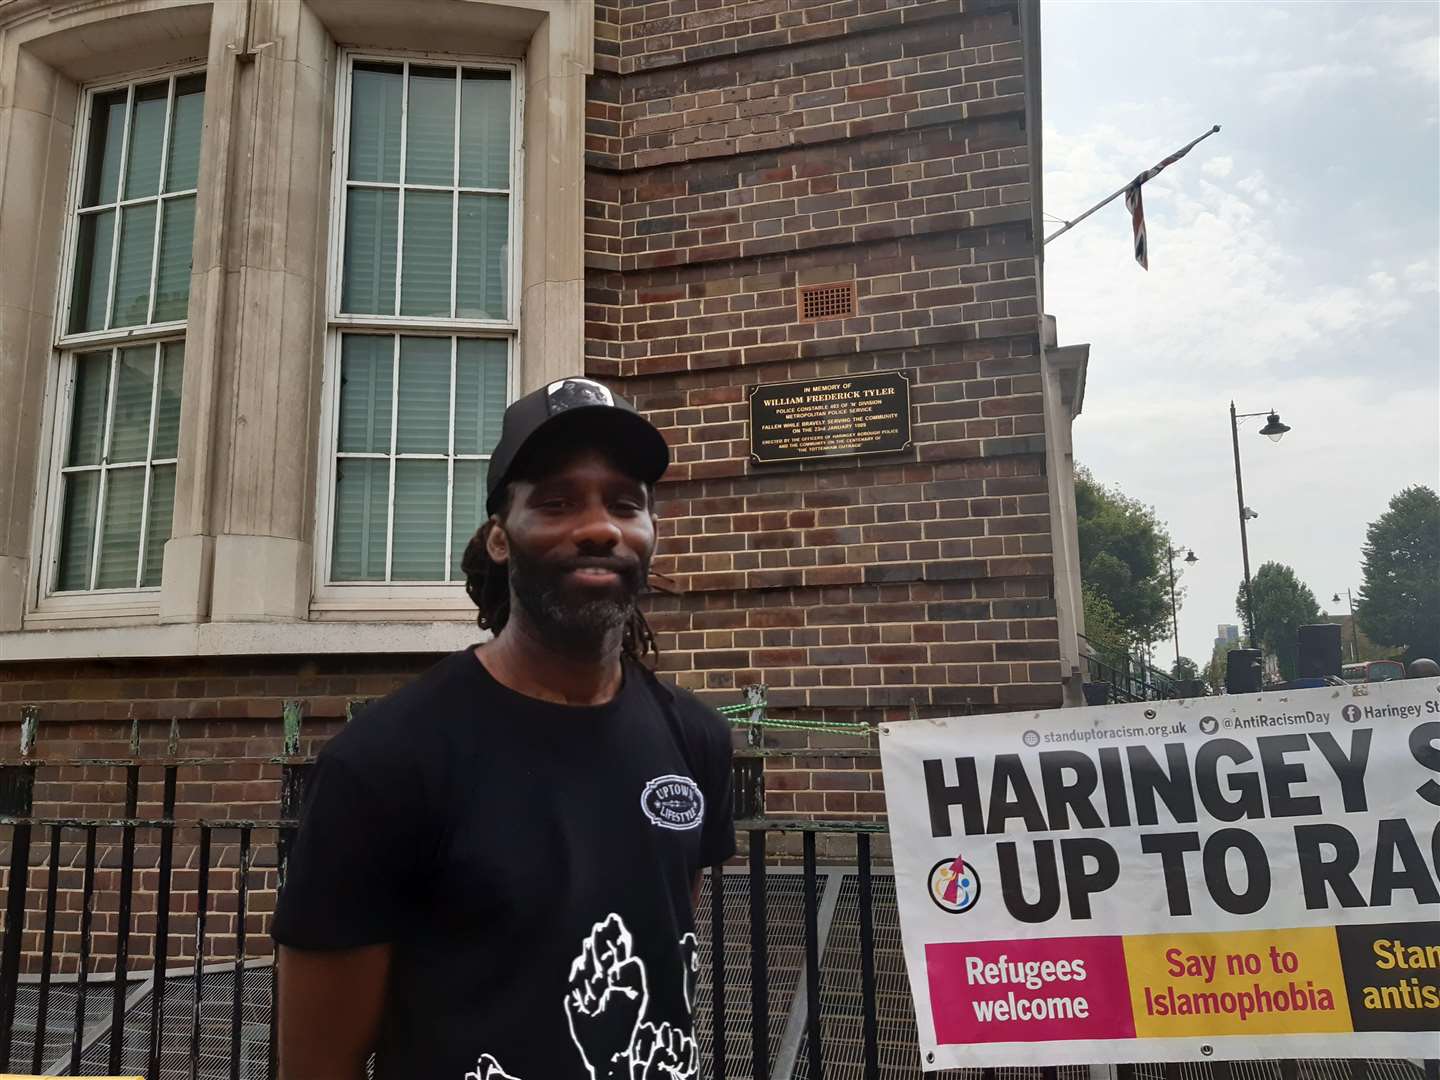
[629,1020,698,1080]
[476,914,696,1080]
[678,933,699,1017]
[464,1053,522,1080]
[565,914,651,1080]
[561,914,698,1080]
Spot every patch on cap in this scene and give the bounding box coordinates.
[546,378,614,414]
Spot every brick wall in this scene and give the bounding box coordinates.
[0,656,429,972]
[586,0,1058,819]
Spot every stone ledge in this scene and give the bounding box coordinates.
[0,621,480,663]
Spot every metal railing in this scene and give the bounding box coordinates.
[1079,637,1182,703]
[0,758,1435,1080]
[0,755,288,1078]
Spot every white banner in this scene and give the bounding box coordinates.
[878,681,1440,1069]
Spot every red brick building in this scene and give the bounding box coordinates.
[585,0,1087,820]
[0,0,1086,988]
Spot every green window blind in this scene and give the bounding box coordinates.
[331,333,507,583]
[348,63,403,184]
[54,71,200,596]
[67,73,204,335]
[339,60,512,321]
[54,342,184,592]
[404,67,455,186]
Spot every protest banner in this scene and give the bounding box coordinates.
[878,680,1440,1069]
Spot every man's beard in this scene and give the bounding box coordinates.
[506,544,648,654]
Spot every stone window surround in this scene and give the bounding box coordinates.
[0,0,591,662]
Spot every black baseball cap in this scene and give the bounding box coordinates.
[485,377,670,513]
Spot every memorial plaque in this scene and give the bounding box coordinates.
[748,370,912,463]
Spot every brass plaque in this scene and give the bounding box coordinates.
[748,370,912,464]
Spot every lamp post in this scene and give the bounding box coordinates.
[1230,402,1290,646]
[1332,589,1361,663]
[1167,546,1198,670]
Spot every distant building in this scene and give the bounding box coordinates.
[1214,624,1240,652]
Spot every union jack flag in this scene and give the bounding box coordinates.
[1124,181,1150,270]
[1122,125,1219,270]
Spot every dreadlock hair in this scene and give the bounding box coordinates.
[460,485,661,667]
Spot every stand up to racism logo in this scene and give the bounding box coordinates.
[928,853,981,914]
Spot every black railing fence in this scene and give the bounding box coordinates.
[0,754,289,1079]
[0,756,1435,1080]
[1079,637,1182,704]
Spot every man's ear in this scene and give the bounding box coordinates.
[484,517,510,565]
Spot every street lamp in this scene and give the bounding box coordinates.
[1259,412,1290,442]
[1167,546,1198,670]
[1332,589,1361,663]
[1230,401,1290,647]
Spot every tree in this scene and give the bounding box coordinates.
[1082,584,1133,666]
[1355,485,1440,662]
[1171,656,1200,682]
[1204,640,1229,694]
[1075,467,1173,650]
[1237,562,1320,681]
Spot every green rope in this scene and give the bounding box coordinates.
[753,718,876,735]
[714,692,874,736]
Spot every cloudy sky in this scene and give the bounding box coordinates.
[1040,1,1440,667]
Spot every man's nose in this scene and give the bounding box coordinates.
[570,501,622,548]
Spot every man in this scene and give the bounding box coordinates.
[274,378,736,1080]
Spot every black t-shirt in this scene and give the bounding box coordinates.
[272,648,737,1080]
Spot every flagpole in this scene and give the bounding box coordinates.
[1043,124,1220,246]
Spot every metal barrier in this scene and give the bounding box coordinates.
[0,755,290,1078]
[1079,637,1182,703]
[0,759,1435,1080]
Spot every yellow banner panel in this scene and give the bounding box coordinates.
[1123,927,1352,1038]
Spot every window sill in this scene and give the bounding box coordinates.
[25,600,163,628]
[309,589,479,613]
[0,619,482,662]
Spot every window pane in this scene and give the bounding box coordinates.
[123,81,169,200]
[396,336,450,454]
[68,210,115,334]
[153,342,184,459]
[400,191,452,316]
[450,458,484,579]
[391,459,447,580]
[332,458,390,581]
[456,194,507,319]
[454,339,507,455]
[67,351,111,467]
[336,334,394,452]
[349,63,403,183]
[110,345,156,463]
[405,66,456,186]
[110,202,158,327]
[81,90,128,207]
[95,467,146,588]
[341,188,398,314]
[57,470,101,591]
[153,195,196,321]
[459,71,510,189]
[165,74,205,192]
[142,463,176,587]
[338,335,394,453]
